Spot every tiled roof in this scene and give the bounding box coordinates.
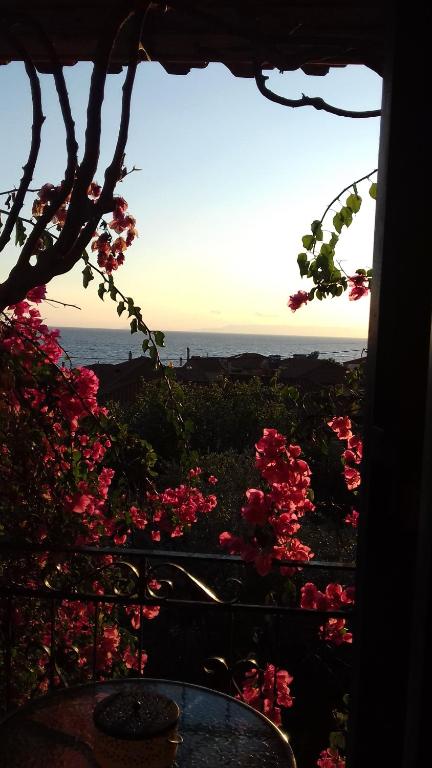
[0,1,385,76]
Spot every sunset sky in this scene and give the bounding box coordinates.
[0,61,382,337]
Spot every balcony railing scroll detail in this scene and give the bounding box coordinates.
[0,542,355,712]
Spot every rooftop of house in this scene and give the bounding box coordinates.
[279,357,346,385]
[91,356,160,397]
[343,357,367,367]
[0,1,385,76]
[91,352,349,400]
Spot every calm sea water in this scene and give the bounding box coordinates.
[57,328,367,367]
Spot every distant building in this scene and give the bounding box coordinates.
[224,352,269,378]
[176,356,227,384]
[278,357,345,388]
[343,357,367,371]
[91,356,161,404]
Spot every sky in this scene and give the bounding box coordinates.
[0,61,382,337]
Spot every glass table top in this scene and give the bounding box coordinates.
[0,678,296,767]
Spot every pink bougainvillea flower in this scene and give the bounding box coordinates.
[287,290,309,312]
[237,663,294,726]
[344,465,361,490]
[241,488,271,526]
[26,285,47,304]
[348,274,369,301]
[345,509,359,527]
[327,416,353,441]
[317,748,346,768]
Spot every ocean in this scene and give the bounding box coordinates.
[57,328,367,367]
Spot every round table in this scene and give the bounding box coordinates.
[0,678,296,767]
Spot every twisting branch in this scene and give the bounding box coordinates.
[255,68,381,119]
[51,11,131,257]
[0,187,40,197]
[0,8,137,311]
[0,26,45,252]
[15,15,79,266]
[66,5,150,269]
[318,169,378,226]
[45,298,82,310]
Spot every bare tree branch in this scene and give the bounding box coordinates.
[65,5,150,269]
[0,187,40,197]
[255,68,381,119]
[0,27,45,253]
[44,298,82,310]
[15,16,79,266]
[53,9,133,258]
[319,169,378,226]
[0,7,147,311]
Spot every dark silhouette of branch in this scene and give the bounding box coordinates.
[67,6,150,269]
[52,10,132,257]
[0,8,135,311]
[15,16,79,266]
[319,169,378,225]
[0,187,40,197]
[255,68,381,119]
[45,298,82,310]
[0,27,45,253]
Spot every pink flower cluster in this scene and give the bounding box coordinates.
[348,273,369,301]
[147,475,217,541]
[327,416,362,495]
[287,290,309,312]
[1,293,221,699]
[317,748,346,768]
[90,196,137,274]
[300,582,355,645]
[32,182,137,276]
[239,663,294,726]
[220,428,314,575]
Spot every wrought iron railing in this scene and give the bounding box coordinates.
[0,542,355,714]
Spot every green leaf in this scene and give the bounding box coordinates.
[154,330,165,347]
[184,419,194,435]
[117,300,125,316]
[320,243,334,258]
[333,212,343,234]
[329,732,346,751]
[130,318,138,334]
[109,287,117,301]
[340,206,353,227]
[281,385,299,401]
[329,232,339,248]
[310,220,323,240]
[98,283,106,301]
[346,193,362,213]
[297,252,309,277]
[302,234,315,251]
[369,182,377,200]
[15,218,27,247]
[82,264,94,289]
[142,339,150,354]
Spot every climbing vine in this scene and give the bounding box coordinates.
[289,171,377,311]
